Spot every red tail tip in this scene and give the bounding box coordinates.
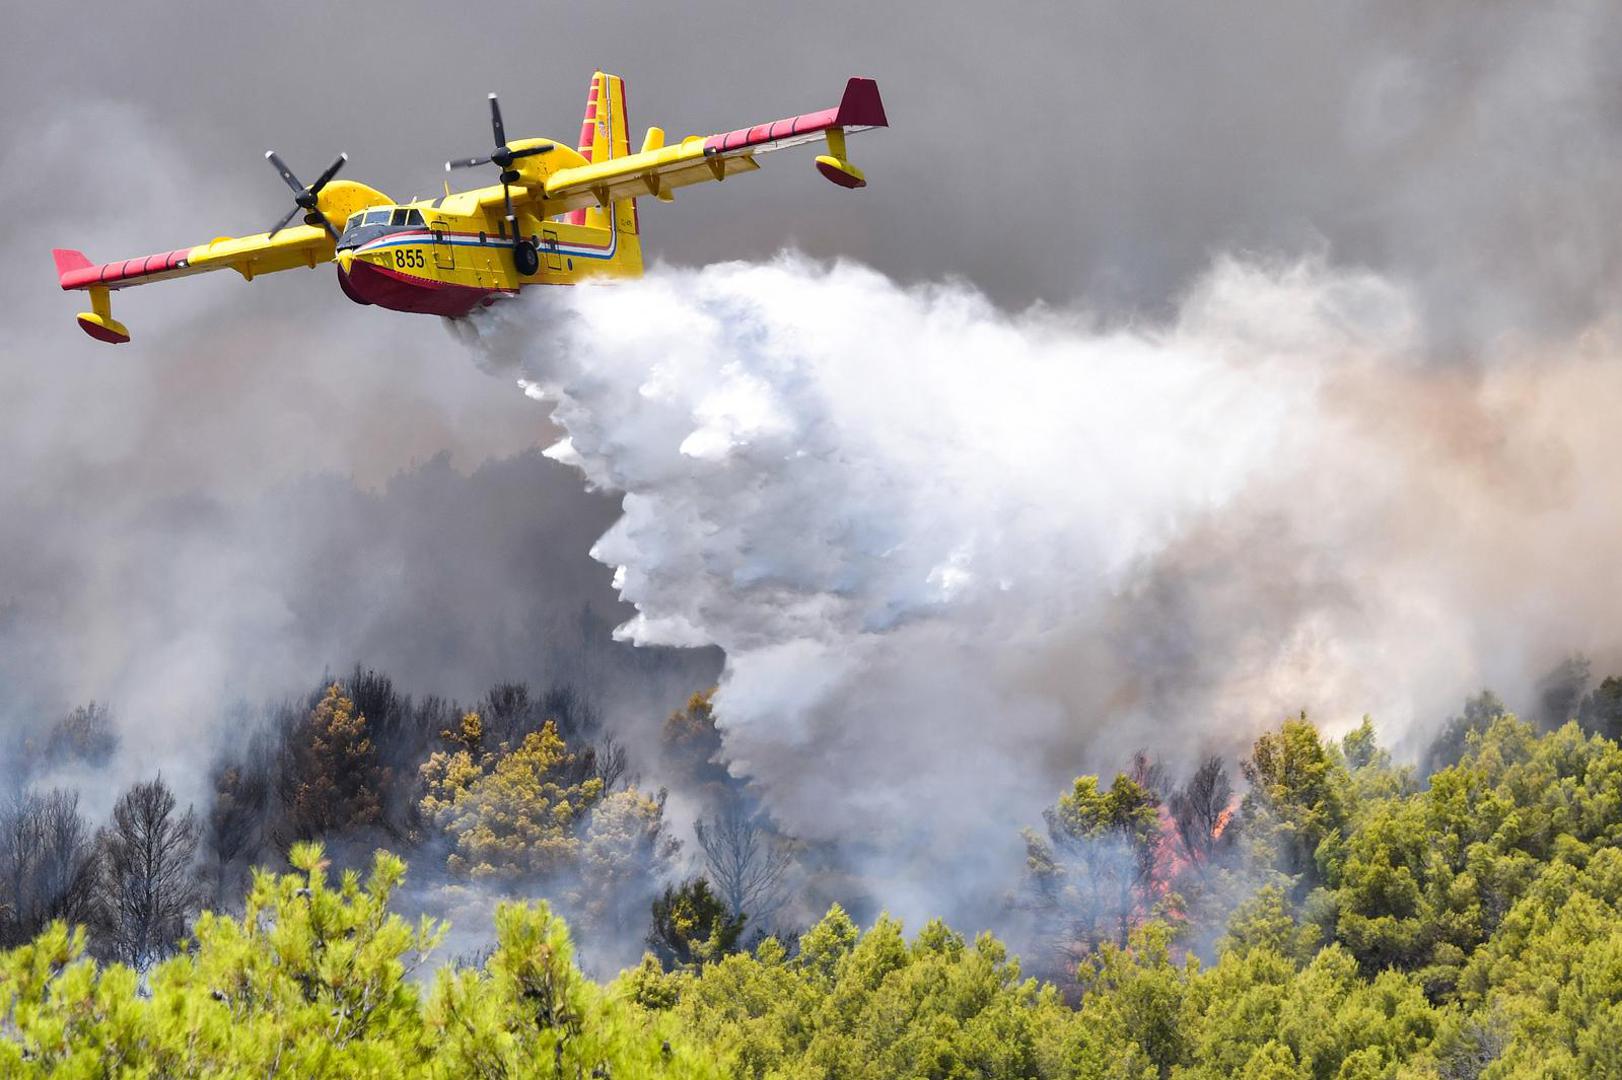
[835,78,887,128]
[53,248,93,284]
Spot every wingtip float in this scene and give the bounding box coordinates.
[52,73,888,344]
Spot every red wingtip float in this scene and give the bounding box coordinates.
[52,73,888,344]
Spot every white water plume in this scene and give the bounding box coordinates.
[466,253,1622,923]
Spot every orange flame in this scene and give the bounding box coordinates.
[1146,799,1238,907]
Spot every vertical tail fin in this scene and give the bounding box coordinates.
[564,74,603,227]
[566,71,639,243]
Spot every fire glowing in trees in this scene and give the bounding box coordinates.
[1149,803,1236,899]
[1022,752,1238,975]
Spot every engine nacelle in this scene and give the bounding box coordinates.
[315,180,395,230]
[504,139,589,189]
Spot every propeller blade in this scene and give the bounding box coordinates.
[309,153,348,193]
[268,202,302,239]
[264,151,344,241]
[446,155,491,171]
[488,92,506,149]
[265,150,305,195]
[313,212,340,241]
[507,144,553,160]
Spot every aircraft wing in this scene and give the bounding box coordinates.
[53,226,335,343]
[541,77,888,214]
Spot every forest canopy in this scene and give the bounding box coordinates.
[5,680,1622,1076]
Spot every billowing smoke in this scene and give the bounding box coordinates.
[0,103,722,820]
[466,253,1622,925]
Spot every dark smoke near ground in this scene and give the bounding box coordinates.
[0,450,719,817]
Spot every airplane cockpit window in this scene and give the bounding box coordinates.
[341,208,423,235]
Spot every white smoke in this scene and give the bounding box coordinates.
[467,253,1622,924]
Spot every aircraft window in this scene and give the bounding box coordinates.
[390,209,408,226]
[363,209,391,226]
[346,212,364,230]
[406,209,426,227]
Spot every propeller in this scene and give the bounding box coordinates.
[446,93,552,253]
[265,151,348,240]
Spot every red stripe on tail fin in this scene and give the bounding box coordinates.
[566,75,604,226]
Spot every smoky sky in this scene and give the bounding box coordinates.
[4,1,1622,807]
[11,2,1622,327]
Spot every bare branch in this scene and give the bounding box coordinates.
[695,800,795,925]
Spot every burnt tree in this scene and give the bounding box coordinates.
[97,776,200,970]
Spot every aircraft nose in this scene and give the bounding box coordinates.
[337,251,355,275]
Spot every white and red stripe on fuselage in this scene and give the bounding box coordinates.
[339,217,617,316]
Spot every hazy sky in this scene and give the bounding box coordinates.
[10,2,1622,323]
[5,1,1622,803]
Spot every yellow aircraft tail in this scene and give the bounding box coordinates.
[567,71,642,275]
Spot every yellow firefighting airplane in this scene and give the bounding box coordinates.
[52,72,887,343]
